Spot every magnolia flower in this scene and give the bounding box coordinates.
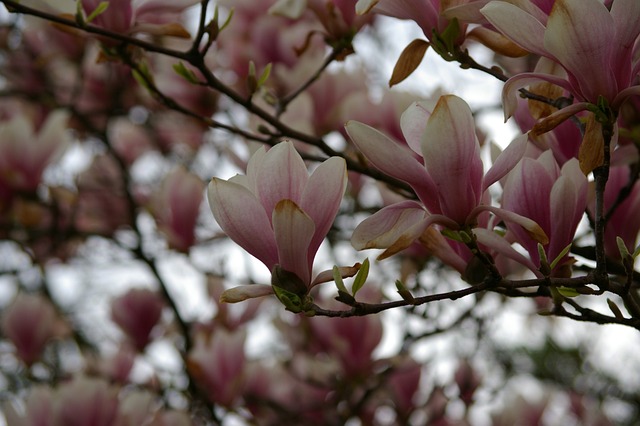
[81,0,199,37]
[482,0,640,124]
[55,376,119,426]
[208,141,348,302]
[111,288,164,351]
[345,94,545,259]
[1,293,60,365]
[0,110,70,196]
[502,151,587,276]
[150,166,204,253]
[355,0,451,40]
[187,329,246,407]
[2,386,54,426]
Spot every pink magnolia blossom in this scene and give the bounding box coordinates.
[386,356,423,418]
[150,166,204,253]
[111,288,165,351]
[74,154,133,236]
[207,141,347,301]
[0,110,70,198]
[345,94,544,259]
[1,293,61,365]
[270,0,373,39]
[54,376,119,426]
[355,0,451,40]
[187,329,246,407]
[3,386,54,426]
[307,290,383,376]
[81,0,198,38]
[482,0,640,124]
[502,151,587,275]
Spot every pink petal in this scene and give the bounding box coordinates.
[480,2,548,56]
[301,157,347,261]
[610,0,640,87]
[548,159,586,260]
[400,100,435,155]
[544,0,615,102]
[219,285,274,303]
[483,133,528,192]
[473,228,540,275]
[484,206,549,245]
[311,263,361,288]
[272,199,316,285]
[421,95,483,223]
[345,120,439,211]
[254,142,309,219]
[502,72,574,121]
[208,178,279,270]
[612,85,640,110]
[351,201,430,259]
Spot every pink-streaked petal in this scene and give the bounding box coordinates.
[400,100,435,155]
[345,120,439,211]
[272,199,315,285]
[531,102,590,135]
[37,110,71,159]
[255,141,309,217]
[301,157,347,260]
[484,206,549,245]
[418,227,468,274]
[356,0,378,14]
[502,73,574,121]
[612,85,640,110]
[422,95,483,223]
[208,178,278,269]
[219,284,274,303]
[509,0,551,23]
[367,0,439,38]
[544,0,615,102]
[245,146,267,193]
[610,0,640,87]
[311,263,361,288]
[442,1,492,24]
[134,0,199,23]
[483,133,528,192]
[351,201,430,258]
[549,159,586,260]
[473,228,540,276]
[480,2,548,56]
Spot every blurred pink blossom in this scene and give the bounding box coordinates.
[111,288,165,351]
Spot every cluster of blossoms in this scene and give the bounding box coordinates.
[1,0,639,424]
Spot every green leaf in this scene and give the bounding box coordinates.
[557,287,579,298]
[333,265,348,294]
[441,229,464,243]
[351,258,369,297]
[335,290,356,306]
[220,8,235,32]
[439,17,460,53]
[247,60,258,94]
[396,280,414,302]
[537,243,551,276]
[549,243,572,271]
[74,0,87,26]
[173,62,200,84]
[257,63,272,87]
[632,242,640,259]
[272,285,303,313]
[86,1,110,24]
